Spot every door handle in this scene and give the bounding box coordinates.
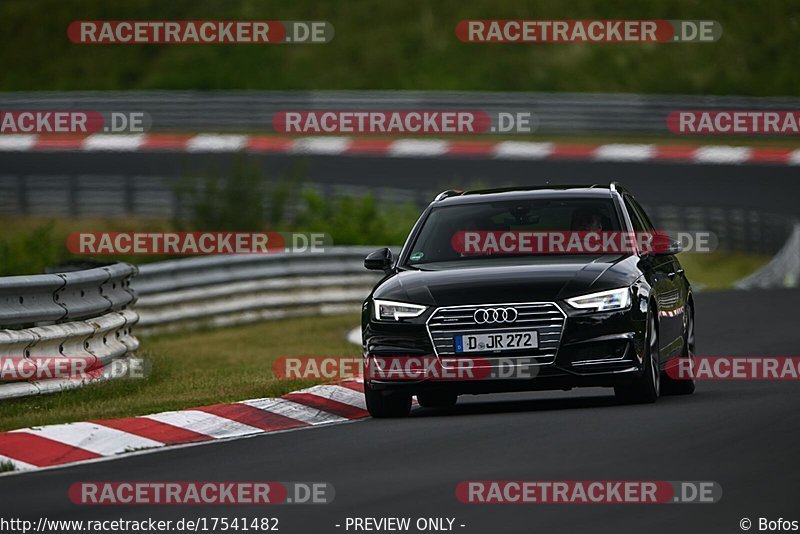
[676,268,685,275]
[668,271,677,279]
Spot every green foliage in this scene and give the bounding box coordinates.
[0,222,64,276]
[0,461,15,473]
[294,190,419,246]
[0,0,798,96]
[0,159,419,275]
[176,158,269,231]
[176,157,419,245]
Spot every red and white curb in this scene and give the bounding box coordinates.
[0,380,368,473]
[0,133,797,165]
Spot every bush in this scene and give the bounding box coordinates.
[176,158,268,231]
[0,163,420,276]
[177,157,420,246]
[0,222,65,276]
[294,190,419,246]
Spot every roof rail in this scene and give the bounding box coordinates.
[434,189,464,202]
[609,181,625,193]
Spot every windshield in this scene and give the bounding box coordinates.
[404,197,622,267]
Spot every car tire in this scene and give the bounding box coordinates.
[417,391,458,409]
[364,382,412,418]
[661,304,696,396]
[615,309,660,404]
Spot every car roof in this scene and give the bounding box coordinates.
[434,185,617,206]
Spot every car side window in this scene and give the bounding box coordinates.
[628,197,656,233]
[625,195,673,262]
[623,196,645,233]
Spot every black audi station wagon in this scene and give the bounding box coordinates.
[361,184,695,417]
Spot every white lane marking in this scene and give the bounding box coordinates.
[0,411,366,479]
[0,134,37,151]
[0,454,36,471]
[594,144,654,161]
[297,385,367,409]
[186,134,247,152]
[493,141,554,159]
[82,134,145,151]
[346,327,362,345]
[11,422,163,456]
[388,139,450,157]
[143,410,263,439]
[693,146,752,164]
[291,136,351,154]
[240,398,346,425]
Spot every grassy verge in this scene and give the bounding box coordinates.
[0,216,178,276]
[0,188,420,276]
[678,251,770,290]
[1,0,798,96]
[0,251,769,431]
[0,314,360,432]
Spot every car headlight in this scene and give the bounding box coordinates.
[373,299,428,321]
[566,287,631,312]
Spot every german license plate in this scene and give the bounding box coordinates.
[454,331,539,353]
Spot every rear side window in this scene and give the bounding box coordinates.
[623,197,646,232]
[626,196,656,232]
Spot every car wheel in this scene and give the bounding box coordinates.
[662,304,696,396]
[364,382,412,418]
[615,309,660,404]
[417,391,458,409]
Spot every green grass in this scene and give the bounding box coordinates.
[679,251,770,290]
[0,189,421,276]
[0,216,179,276]
[0,314,361,432]
[0,0,798,95]
[0,250,769,431]
[0,461,15,473]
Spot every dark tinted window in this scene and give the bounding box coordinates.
[623,196,646,233]
[406,197,621,265]
[626,196,656,232]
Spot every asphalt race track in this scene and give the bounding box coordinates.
[1,288,799,533]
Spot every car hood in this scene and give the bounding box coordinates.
[372,255,640,307]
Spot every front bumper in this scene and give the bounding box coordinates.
[362,299,648,394]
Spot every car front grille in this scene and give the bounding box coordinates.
[426,302,566,363]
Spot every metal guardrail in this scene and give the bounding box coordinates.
[2,234,795,401]
[133,247,384,333]
[0,248,383,398]
[647,206,794,256]
[0,263,137,328]
[736,223,800,290]
[2,90,800,135]
[0,263,139,399]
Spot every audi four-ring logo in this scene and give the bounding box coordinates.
[473,307,519,324]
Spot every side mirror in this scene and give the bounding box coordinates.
[364,248,394,274]
[648,232,684,255]
[661,239,684,255]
